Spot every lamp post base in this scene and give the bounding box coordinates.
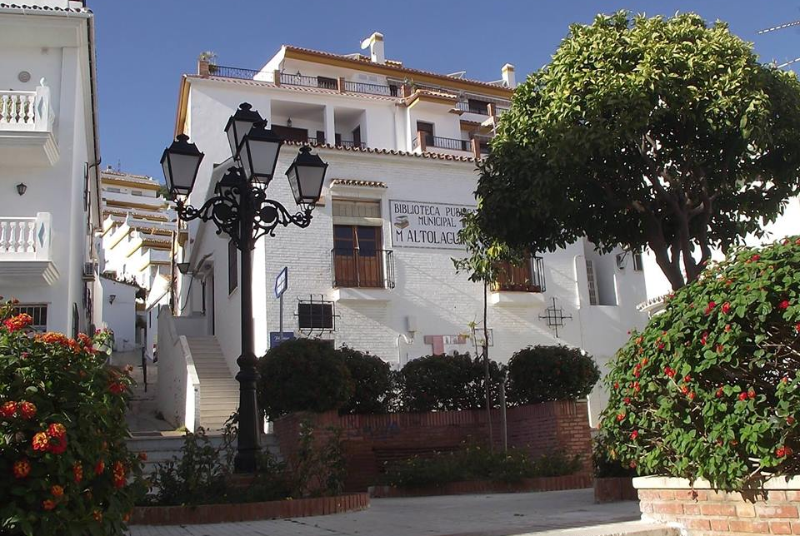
[234,355,261,474]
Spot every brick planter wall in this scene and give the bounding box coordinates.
[635,476,800,535]
[273,401,592,492]
[594,477,637,503]
[131,493,369,525]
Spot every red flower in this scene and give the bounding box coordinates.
[109,382,126,395]
[716,344,724,354]
[73,463,83,483]
[0,401,17,419]
[616,413,625,422]
[680,385,690,395]
[47,423,66,439]
[94,460,105,475]
[777,446,788,458]
[722,302,731,314]
[51,485,64,498]
[748,389,756,400]
[751,254,761,262]
[629,461,637,469]
[688,391,696,400]
[705,301,716,315]
[782,377,789,384]
[3,313,32,332]
[664,367,675,378]
[684,375,691,383]
[613,382,619,390]
[779,300,790,310]
[788,417,796,426]
[13,459,31,479]
[48,436,67,455]
[42,500,56,511]
[633,382,641,393]
[138,452,148,461]
[623,397,631,404]
[701,332,709,346]
[19,401,36,420]
[725,324,732,333]
[796,323,800,333]
[92,510,103,522]
[716,387,724,398]
[32,432,49,451]
[642,358,648,365]
[738,392,748,401]
[630,430,639,440]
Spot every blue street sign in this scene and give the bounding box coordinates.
[270,332,295,348]
[275,267,288,299]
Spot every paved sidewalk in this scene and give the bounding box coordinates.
[128,489,641,536]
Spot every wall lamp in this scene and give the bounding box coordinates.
[16,183,27,196]
[176,262,191,275]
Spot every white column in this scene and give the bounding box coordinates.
[324,105,335,146]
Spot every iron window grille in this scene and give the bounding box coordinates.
[296,295,338,334]
[11,304,47,332]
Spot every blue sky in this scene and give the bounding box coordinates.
[91,0,800,180]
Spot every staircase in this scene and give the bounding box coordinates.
[186,336,239,432]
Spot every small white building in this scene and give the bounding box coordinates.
[163,33,649,430]
[98,168,176,354]
[0,0,102,335]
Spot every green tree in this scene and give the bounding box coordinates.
[453,210,522,448]
[476,11,800,290]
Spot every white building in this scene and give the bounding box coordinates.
[0,0,102,335]
[162,33,648,430]
[98,168,176,353]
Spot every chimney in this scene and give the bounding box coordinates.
[360,32,385,64]
[502,63,516,89]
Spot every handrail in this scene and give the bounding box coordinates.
[331,248,395,289]
[495,256,547,293]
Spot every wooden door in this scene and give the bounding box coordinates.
[333,225,382,287]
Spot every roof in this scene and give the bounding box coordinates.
[101,169,159,186]
[0,2,90,13]
[330,179,388,189]
[283,45,513,95]
[281,139,479,163]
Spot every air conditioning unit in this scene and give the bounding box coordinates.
[82,262,96,282]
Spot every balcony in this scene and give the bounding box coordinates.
[0,213,58,286]
[489,256,546,307]
[412,131,478,157]
[330,248,395,301]
[0,82,58,166]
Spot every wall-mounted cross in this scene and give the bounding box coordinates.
[539,297,573,338]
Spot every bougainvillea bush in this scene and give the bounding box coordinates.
[0,300,144,535]
[601,238,800,490]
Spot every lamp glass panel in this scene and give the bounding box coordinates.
[298,166,326,201]
[287,167,302,204]
[169,152,201,193]
[242,138,281,181]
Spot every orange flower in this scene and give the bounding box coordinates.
[3,313,32,332]
[138,452,148,461]
[123,511,131,523]
[42,500,56,511]
[13,459,31,479]
[109,382,126,395]
[19,401,36,420]
[47,423,66,439]
[94,460,105,475]
[51,485,64,498]
[92,510,102,522]
[73,463,83,483]
[32,432,50,451]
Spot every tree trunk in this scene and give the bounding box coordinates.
[483,280,493,452]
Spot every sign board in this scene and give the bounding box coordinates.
[270,332,295,348]
[389,200,475,250]
[274,267,288,299]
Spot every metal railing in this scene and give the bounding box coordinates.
[279,73,326,88]
[331,248,395,289]
[495,256,546,293]
[208,65,261,79]
[339,139,366,149]
[343,80,397,96]
[455,101,489,115]
[414,133,471,152]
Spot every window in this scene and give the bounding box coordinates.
[131,190,143,197]
[333,225,386,288]
[417,121,434,145]
[352,126,362,148]
[586,260,598,306]
[271,124,309,143]
[316,130,325,145]
[298,302,334,330]
[317,76,337,90]
[633,253,644,272]
[495,256,545,292]
[12,304,47,331]
[106,187,121,193]
[467,98,490,115]
[228,239,238,294]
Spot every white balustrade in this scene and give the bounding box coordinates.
[0,79,53,132]
[0,213,52,259]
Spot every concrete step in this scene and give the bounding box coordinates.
[512,522,679,536]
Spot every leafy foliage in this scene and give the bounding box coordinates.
[507,345,600,404]
[397,353,504,412]
[289,420,347,498]
[0,300,145,536]
[383,444,582,488]
[600,237,800,490]
[338,347,396,415]
[257,339,354,421]
[476,11,800,289]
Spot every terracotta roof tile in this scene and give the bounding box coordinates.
[330,179,388,188]
[284,45,510,92]
[282,140,477,163]
[187,75,399,102]
[101,169,158,186]
[0,2,90,13]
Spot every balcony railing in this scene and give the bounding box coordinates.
[331,248,395,289]
[208,65,261,80]
[342,80,398,96]
[495,256,546,293]
[455,101,489,115]
[412,133,471,152]
[279,73,328,88]
[301,137,366,149]
[0,83,53,132]
[0,213,57,285]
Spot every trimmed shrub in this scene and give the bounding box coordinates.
[338,347,395,415]
[397,353,504,412]
[384,445,582,488]
[257,339,354,421]
[507,345,600,404]
[0,299,145,536]
[600,238,800,490]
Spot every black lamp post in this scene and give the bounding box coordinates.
[161,102,328,473]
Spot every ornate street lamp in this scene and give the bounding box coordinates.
[162,102,328,473]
